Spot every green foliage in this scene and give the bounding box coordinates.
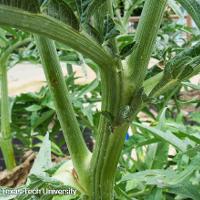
[47,0,79,30]
[116,108,200,199]
[10,73,100,149]
[0,135,79,200]
[177,0,200,29]
[133,122,188,152]
[29,133,52,176]
[76,0,106,22]
[0,0,200,199]
[0,0,40,13]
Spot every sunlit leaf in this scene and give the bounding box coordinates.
[29,133,52,176]
[133,122,188,151]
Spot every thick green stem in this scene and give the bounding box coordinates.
[127,0,167,93]
[0,64,16,170]
[89,66,123,198]
[89,24,126,200]
[90,1,167,199]
[34,35,91,192]
[89,2,131,199]
[97,124,129,199]
[0,5,115,71]
[89,2,125,198]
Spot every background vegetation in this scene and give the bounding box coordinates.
[0,0,200,200]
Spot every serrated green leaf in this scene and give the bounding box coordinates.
[166,121,200,144]
[84,0,106,20]
[150,42,200,96]
[122,169,176,185]
[177,0,200,30]
[133,122,188,152]
[75,0,106,24]
[103,15,120,41]
[0,0,40,13]
[168,181,200,200]
[75,0,90,23]
[29,133,52,176]
[16,174,76,200]
[47,0,79,30]
[122,156,200,187]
